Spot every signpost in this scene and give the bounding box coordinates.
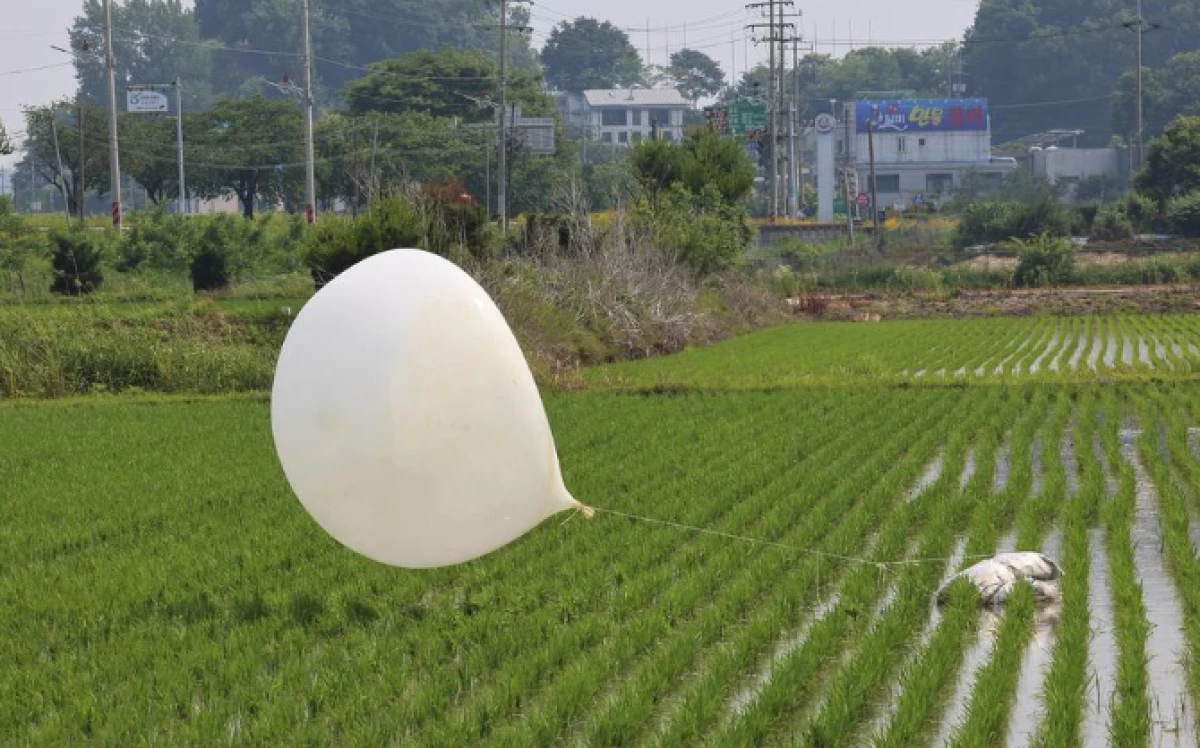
[856,192,869,210]
[128,82,186,214]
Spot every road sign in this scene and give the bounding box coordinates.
[814,113,837,134]
[856,192,870,209]
[727,99,767,136]
[127,90,169,113]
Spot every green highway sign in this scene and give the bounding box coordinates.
[727,99,767,135]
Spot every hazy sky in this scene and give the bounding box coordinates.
[0,0,978,172]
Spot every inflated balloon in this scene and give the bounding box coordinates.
[271,248,586,569]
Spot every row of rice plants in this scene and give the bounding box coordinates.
[1094,387,1153,744]
[1134,387,1200,728]
[1033,391,1104,746]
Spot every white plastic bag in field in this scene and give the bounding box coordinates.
[271,248,583,569]
[936,551,1063,606]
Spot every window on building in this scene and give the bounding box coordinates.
[601,132,613,143]
[926,173,954,194]
[918,138,927,147]
[876,174,901,193]
[618,131,629,144]
[663,131,675,142]
[649,108,673,127]
[601,109,627,126]
[631,131,643,143]
[897,136,907,153]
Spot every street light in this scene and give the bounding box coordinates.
[48,44,97,226]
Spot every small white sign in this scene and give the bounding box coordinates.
[127,90,169,113]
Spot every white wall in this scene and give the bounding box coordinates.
[855,130,992,164]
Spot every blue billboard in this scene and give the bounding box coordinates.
[856,99,989,133]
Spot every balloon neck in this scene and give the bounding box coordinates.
[553,483,594,519]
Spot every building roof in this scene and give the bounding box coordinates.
[583,89,687,108]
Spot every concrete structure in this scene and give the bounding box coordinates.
[555,89,687,145]
[845,99,1017,211]
[1029,146,1128,199]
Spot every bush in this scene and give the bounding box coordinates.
[635,183,754,275]
[1122,193,1159,233]
[303,196,426,287]
[190,222,231,292]
[1009,233,1076,287]
[952,197,1070,248]
[49,230,107,295]
[1090,205,1134,240]
[1166,191,1200,237]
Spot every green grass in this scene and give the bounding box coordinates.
[3,315,1200,744]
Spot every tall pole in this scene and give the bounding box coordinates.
[103,0,122,230]
[175,78,186,215]
[768,0,777,221]
[498,0,509,231]
[50,116,71,219]
[79,102,86,225]
[302,0,317,224]
[1135,0,1144,170]
[370,118,380,203]
[868,114,880,245]
[790,35,801,218]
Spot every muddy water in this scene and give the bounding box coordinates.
[933,609,1004,747]
[1087,331,1104,372]
[960,449,978,490]
[1119,429,1198,748]
[1030,435,1044,497]
[995,338,1033,376]
[1005,528,1063,748]
[1028,332,1060,375]
[1121,333,1135,367]
[1188,427,1200,459]
[1104,332,1119,368]
[995,443,1012,494]
[1137,336,1153,367]
[909,452,945,502]
[1068,329,1089,372]
[1082,529,1118,748]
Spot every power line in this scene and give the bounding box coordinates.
[0,62,74,76]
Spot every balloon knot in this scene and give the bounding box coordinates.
[575,503,596,520]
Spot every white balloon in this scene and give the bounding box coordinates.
[271,248,582,569]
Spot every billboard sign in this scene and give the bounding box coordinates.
[127,90,169,113]
[856,98,988,133]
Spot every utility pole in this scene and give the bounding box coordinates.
[370,119,380,204]
[747,0,794,222]
[78,102,86,225]
[175,78,186,215]
[103,0,122,230]
[868,106,880,245]
[494,0,530,231]
[302,0,317,224]
[1135,0,1144,170]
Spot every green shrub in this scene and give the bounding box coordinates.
[1122,193,1159,233]
[1073,201,1100,234]
[190,222,230,292]
[49,230,107,295]
[952,197,1069,248]
[1166,191,1200,237]
[1009,233,1076,287]
[303,196,426,287]
[1090,205,1134,240]
[635,183,754,275]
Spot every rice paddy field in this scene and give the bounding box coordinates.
[4,313,1200,746]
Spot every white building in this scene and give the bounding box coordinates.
[555,89,687,146]
[847,99,1016,209]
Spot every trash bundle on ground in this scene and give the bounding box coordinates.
[936,552,1063,606]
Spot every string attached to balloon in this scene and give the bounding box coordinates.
[573,505,996,569]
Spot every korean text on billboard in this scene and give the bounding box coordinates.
[856,99,988,133]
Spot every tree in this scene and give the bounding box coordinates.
[1114,51,1200,141]
[189,96,305,218]
[631,128,755,206]
[345,48,547,123]
[19,101,112,218]
[0,119,11,156]
[1135,115,1200,207]
[69,0,214,110]
[192,0,537,106]
[669,49,726,104]
[540,18,643,91]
